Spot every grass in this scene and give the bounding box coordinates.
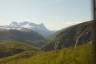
[0,41,93,64]
[0,41,39,58]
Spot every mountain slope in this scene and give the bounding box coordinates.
[0,28,46,47]
[43,21,93,51]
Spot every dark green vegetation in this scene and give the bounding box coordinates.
[0,21,94,64]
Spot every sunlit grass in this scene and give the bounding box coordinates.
[0,41,93,64]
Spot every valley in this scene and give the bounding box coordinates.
[0,21,94,64]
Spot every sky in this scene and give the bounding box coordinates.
[0,0,92,30]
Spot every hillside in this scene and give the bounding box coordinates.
[42,21,93,51]
[0,29,46,47]
[0,41,38,58]
[0,41,93,64]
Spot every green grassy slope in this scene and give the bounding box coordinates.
[0,41,93,64]
[0,41,39,58]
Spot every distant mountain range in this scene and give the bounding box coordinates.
[9,21,55,39]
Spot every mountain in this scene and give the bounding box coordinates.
[0,26,46,47]
[9,21,55,39]
[43,21,93,51]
